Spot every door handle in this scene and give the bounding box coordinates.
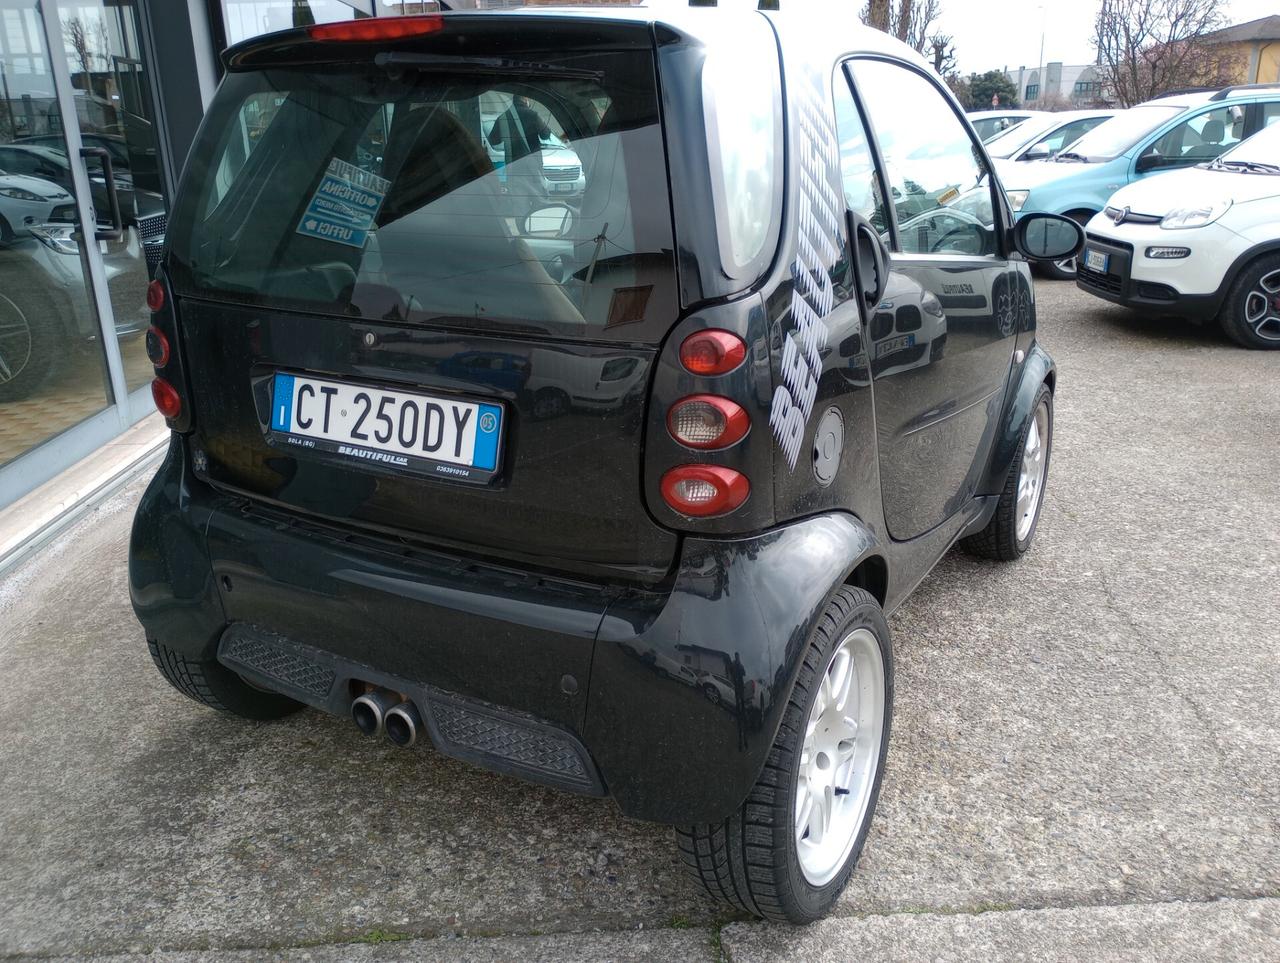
[79,146,124,242]
[846,210,889,310]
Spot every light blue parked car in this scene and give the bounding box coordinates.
[1001,84,1280,278]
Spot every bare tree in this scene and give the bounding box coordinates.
[929,33,957,76]
[862,0,941,53]
[62,17,93,78]
[866,0,891,32]
[1093,0,1236,107]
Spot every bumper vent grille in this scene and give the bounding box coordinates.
[432,697,595,791]
[222,628,336,697]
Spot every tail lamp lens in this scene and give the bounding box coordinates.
[680,330,747,376]
[307,17,444,42]
[145,326,170,367]
[668,395,750,449]
[151,377,182,420]
[145,280,165,312]
[661,465,750,517]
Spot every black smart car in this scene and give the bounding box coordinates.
[130,2,1082,924]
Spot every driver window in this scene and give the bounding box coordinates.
[1148,106,1244,166]
[849,59,996,257]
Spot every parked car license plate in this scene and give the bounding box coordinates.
[1084,248,1110,273]
[268,372,504,482]
[876,333,916,359]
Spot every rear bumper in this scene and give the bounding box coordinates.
[130,437,879,824]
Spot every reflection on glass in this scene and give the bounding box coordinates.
[0,0,112,469]
[56,0,164,394]
[221,0,369,47]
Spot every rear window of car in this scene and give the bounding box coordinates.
[166,41,678,343]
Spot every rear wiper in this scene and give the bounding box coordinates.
[373,52,603,82]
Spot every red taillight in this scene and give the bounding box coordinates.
[146,280,165,312]
[145,326,170,367]
[668,395,750,450]
[151,377,182,420]
[680,330,747,376]
[307,16,444,42]
[661,465,750,517]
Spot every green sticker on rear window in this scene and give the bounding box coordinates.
[296,158,390,249]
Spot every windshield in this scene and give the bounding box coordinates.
[985,115,1059,158]
[1218,121,1280,168]
[1059,104,1183,160]
[167,45,677,342]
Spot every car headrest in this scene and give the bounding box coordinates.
[380,109,494,225]
[1199,118,1225,144]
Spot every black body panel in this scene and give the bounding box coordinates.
[179,298,678,585]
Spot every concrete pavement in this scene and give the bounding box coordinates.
[2,281,1277,960]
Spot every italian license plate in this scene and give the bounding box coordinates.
[876,333,916,359]
[268,372,504,483]
[1084,248,1110,273]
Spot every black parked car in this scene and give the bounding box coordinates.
[130,3,1081,924]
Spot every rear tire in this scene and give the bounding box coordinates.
[676,587,893,923]
[1218,254,1280,349]
[962,383,1053,561]
[147,638,304,721]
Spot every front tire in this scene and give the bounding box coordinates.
[676,586,893,923]
[962,383,1053,561]
[1219,254,1280,349]
[147,638,304,721]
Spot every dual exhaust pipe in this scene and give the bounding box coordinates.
[351,689,422,748]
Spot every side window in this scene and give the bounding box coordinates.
[1147,106,1244,166]
[849,59,996,257]
[832,76,888,234]
[1262,102,1280,128]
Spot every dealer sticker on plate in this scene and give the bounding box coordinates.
[1084,248,1110,273]
[268,372,504,483]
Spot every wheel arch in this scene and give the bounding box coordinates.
[978,341,1055,498]
[844,552,888,607]
[1216,240,1280,314]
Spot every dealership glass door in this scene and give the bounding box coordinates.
[0,0,162,506]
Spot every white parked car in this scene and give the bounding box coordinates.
[967,109,1042,142]
[987,109,1114,164]
[0,170,75,242]
[1076,120,1280,349]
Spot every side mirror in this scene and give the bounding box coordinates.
[1134,150,1162,174]
[520,204,575,239]
[1013,212,1084,262]
[1020,145,1051,162]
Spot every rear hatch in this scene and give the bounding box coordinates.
[166,16,681,584]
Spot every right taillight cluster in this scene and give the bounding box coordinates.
[146,278,188,426]
[661,330,751,518]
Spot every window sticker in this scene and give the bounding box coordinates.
[296,158,390,249]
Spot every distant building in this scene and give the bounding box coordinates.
[1202,15,1280,85]
[1006,62,1110,108]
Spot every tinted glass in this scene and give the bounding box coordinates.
[1063,104,1183,159]
[851,60,996,257]
[167,49,677,342]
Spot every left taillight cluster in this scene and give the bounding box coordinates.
[146,278,187,426]
[660,330,752,518]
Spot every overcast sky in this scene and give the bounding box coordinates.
[935,0,1278,75]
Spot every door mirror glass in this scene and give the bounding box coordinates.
[520,204,575,238]
[1134,149,1162,173]
[1014,213,1084,261]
